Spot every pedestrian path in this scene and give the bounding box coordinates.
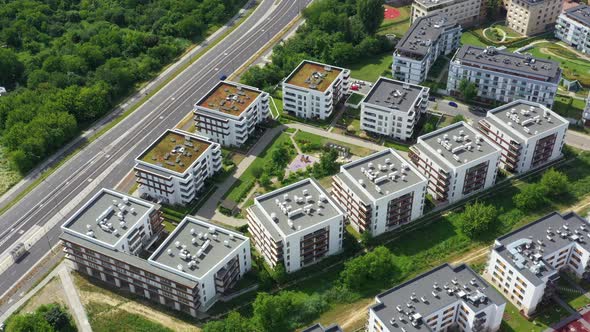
[58,264,92,332]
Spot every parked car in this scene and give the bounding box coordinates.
[428,96,436,102]
[469,106,487,114]
[448,101,458,108]
[351,84,360,91]
[219,74,227,80]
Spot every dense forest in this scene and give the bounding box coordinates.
[0,0,247,173]
[241,0,392,90]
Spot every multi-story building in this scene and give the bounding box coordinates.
[193,81,270,147]
[282,60,350,120]
[487,211,590,316]
[332,149,428,236]
[61,189,251,316]
[411,0,481,26]
[134,129,221,206]
[409,121,501,203]
[368,263,506,332]
[556,5,590,54]
[302,323,343,332]
[393,13,461,84]
[506,0,562,36]
[478,100,568,174]
[246,178,345,273]
[448,45,561,107]
[360,77,430,141]
[584,91,590,126]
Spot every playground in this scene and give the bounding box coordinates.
[383,5,401,20]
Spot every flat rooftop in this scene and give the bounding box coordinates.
[302,323,343,332]
[396,13,457,57]
[341,149,426,200]
[372,264,505,332]
[62,189,154,247]
[149,217,247,280]
[363,77,426,112]
[285,61,343,92]
[137,130,211,174]
[418,121,499,168]
[453,45,560,82]
[494,211,590,286]
[251,178,342,238]
[196,81,261,117]
[564,4,590,27]
[486,100,568,142]
[415,0,469,8]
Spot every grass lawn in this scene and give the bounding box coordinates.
[383,140,410,152]
[461,31,489,48]
[439,114,456,128]
[86,302,175,332]
[0,147,22,197]
[377,5,411,38]
[557,276,590,310]
[293,130,375,157]
[553,95,585,119]
[500,299,569,332]
[349,52,392,82]
[527,42,590,86]
[346,92,365,106]
[271,95,283,118]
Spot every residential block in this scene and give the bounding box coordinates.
[411,0,481,26]
[506,0,562,36]
[556,4,590,54]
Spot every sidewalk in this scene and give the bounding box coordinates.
[58,264,91,332]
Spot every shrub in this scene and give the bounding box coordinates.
[458,202,498,238]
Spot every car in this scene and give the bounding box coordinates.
[448,101,458,108]
[351,84,360,91]
[219,74,227,80]
[428,96,436,102]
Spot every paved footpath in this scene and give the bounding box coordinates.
[58,264,92,332]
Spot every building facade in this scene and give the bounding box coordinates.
[360,78,430,140]
[393,13,461,84]
[556,5,590,54]
[134,129,221,206]
[61,189,252,316]
[332,149,428,236]
[409,121,501,203]
[448,45,561,108]
[478,100,568,174]
[302,323,343,332]
[411,0,481,27]
[282,60,350,120]
[193,81,270,147]
[486,211,590,316]
[246,178,345,273]
[368,263,506,332]
[506,0,562,36]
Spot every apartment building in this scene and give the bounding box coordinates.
[556,5,590,54]
[393,13,461,84]
[584,92,590,126]
[409,121,501,203]
[360,78,430,140]
[193,81,270,147]
[411,0,481,26]
[61,189,251,316]
[246,178,345,273]
[448,45,561,107]
[487,211,590,316]
[332,149,428,236]
[134,129,221,206]
[506,0,562,36]
[302,323,343,332]
[478,100,568,174]
[282,60,350,120]
[368,263,506,332]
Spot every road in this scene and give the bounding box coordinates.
[0,0,310,300]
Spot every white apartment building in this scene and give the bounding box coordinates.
[393,13,461,84]
[332,149,428,237]
[584,91,590,126]
[506,0,562,36]
[556,5,590,54]
[411,0,481,26]
[478,100,568,174]
[368,263,506,332]
[409,121,501,203]
[193,81,270,147]
[302,323,343,332]
[134,129,221,206]
[448,45,561,108]
[487,211,590,316]
[360,77,429,140]
[61,190,252,316]
[246,178,345,273]
[282,60,350,120]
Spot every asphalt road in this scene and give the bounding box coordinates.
[0,0,310,298]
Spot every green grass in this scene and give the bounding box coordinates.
[349,52,392,82]
[527,41,590,86]
[383,140,410,152]
[557,276,590,310]
[346,92,365,106]
[500,299,569,332]
[461,31,489,48]
[86,301,174,332]
[553,95,585,119]
[293,130,375,157]
[270,96,283,118]
[0,148,22,197]
[377,5,411,38]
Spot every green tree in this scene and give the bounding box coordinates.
[423,122,436,133]
[540,168,569,198]
[340,246,396,291]
[39,304,76,332]
[451,114,466,124]
[514,183,548,211]
[0,48,25,88]
[252,291,328,332]
[5,312,53,332]
[458,79,477,101]
[357,0,384,35]
[459,202,498,238]
[270,262,288,284]
[202,311,253,332]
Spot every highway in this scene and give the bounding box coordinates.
[0,0,310,298]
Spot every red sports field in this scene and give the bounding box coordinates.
[384,5,401,21]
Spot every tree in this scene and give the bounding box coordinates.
[252,291,328,332]
[202,311,253,332]
[39,304,76,332]
[514,183,548,211]
[459,202,498,238]
[485,0,500,20]
[313,148,340,178]
[357,0,384,35]
[458,79,477,101]
[0,48,25,88]
[540,168,569,197]
[451,114,466,124]
[259,173,271,189]
[360,230,373,247]
[340,246,396,291]
[423,122,436,134]
[270,262,288,284]
[5,312,53,332]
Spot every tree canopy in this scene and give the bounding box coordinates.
[458,201,498,238]
[357,0,384,35]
